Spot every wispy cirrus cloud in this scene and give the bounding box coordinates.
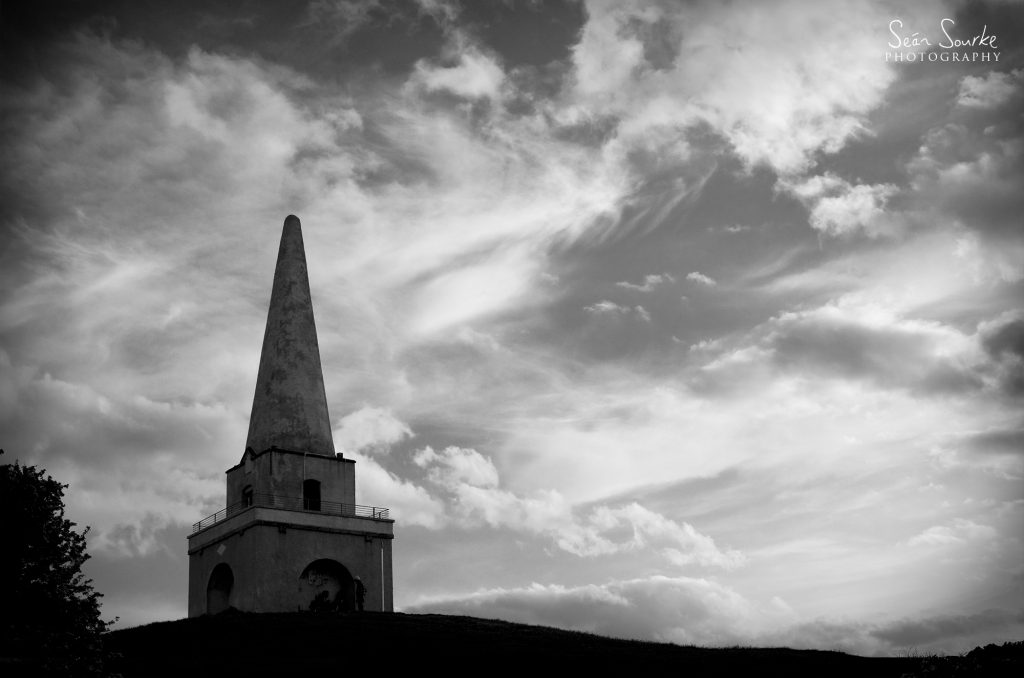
[615,273,674,292]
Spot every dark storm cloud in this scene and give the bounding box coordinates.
[760,611,1024,655]
[870,609,1024,647]
[85,521,192,626]
[980,314,1024,396]
[903,69,1024,243]
[0,363,240,469]
[688,304,998,400]
[965,428,1024,457]
[983,316,1024,360]
[767,310,983,395]
[0,0,449,82]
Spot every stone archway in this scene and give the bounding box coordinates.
[299,558,354,612]
[206,563,234,615]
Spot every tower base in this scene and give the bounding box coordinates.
[187,505,394,616]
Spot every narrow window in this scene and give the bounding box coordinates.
[242,485,254,507]
[303,479,321,511]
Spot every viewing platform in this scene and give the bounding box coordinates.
[192,492,391,534]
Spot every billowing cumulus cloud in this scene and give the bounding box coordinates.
[411,46,506,100]
[566,0,906,175]
[779,173,899,238]
[334,406,413,455]
[685,272,716,286]
[350,452,446,529]
[414,445,500,489]
[957,69,1023,109]
[407,444,742,568]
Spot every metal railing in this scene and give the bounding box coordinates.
[192,492,390,534]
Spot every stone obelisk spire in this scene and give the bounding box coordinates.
[245,215,335,456]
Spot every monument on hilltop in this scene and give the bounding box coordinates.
[187,215,394,615]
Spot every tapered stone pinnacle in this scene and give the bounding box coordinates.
[245,215,335,456]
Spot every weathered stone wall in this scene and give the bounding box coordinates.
[226,449,356,508]
[188,512,393,616]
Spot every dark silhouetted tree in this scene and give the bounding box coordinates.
[0,451,112,676]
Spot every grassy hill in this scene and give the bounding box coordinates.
[102,610,1020,676]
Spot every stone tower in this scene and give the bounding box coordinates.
[187,215,394,616]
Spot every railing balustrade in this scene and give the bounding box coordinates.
[192,492,390,533]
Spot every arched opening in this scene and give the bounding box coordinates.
[303,479,321,511]
[206,563,234,615]
[299,558,354,612]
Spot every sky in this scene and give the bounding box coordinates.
[1,0,1022,656]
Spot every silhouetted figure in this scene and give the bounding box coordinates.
[309,590,331,612]
[354,577,366,612]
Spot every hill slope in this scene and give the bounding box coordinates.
[105,610,933,676]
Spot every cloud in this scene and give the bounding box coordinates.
[907,518,998,548]
[408,575,784,645]
[583,300,652,323]
[567,503,744,568]
[615,273,674,292]
[414,445,500,489]
[957,69,1023,109]
[778,173,899,238]
[685,272,716,286]
[962,427,1024,458]
[683,289,1014,400]
[567,0,903,174]
[411,46,506,100]
[350,451,445,528]
[297,0,387,41]
[761,304,984,395]
[410,577,1024,654]
[0,352,235,540]
[4,1,1023,646]
[408,445,742,569]
[585,300,631,315]
[904,99,1024,246]
[870,609,1023,648]
[93,512,183,559]
[0,25,638,551]
[333,406,413,455]
[979,312,1024,396]
[84,521,191,626]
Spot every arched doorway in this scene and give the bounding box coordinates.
[299,559,354,611]
[206,563,234,615]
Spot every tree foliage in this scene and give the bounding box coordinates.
[0,451,112,676]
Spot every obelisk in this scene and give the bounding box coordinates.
[244,215,335,456]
